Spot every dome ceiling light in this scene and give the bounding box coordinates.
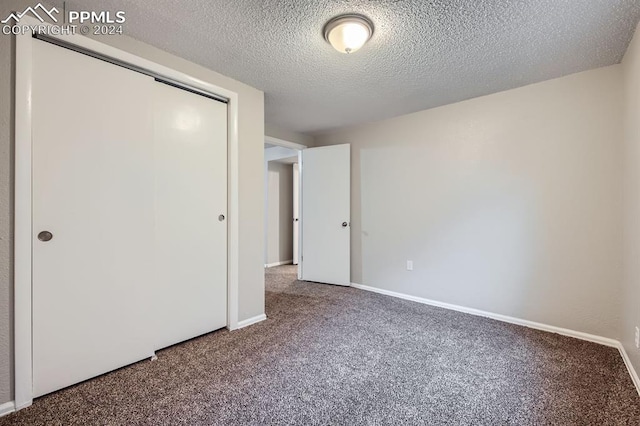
[323,14,374,54]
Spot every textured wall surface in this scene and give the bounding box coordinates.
[316,66,624,339]
[52,0,640,133]
[622,23,640,383]
[267,162,294,265]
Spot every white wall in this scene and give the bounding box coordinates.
[266,123,315,147]
[267,162,294,265]
[622,23,640,378]
[316,65,624,339]
[265,146,299,162]
[0,0,265,404]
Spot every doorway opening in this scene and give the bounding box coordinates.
[263,139,351,287]
[264,137,304,279]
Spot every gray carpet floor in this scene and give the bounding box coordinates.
[1,265,639,425]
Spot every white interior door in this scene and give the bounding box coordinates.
[301,144,350,285]
[152,82,228,350]
[32,40,156,397]
[293,163,299,265]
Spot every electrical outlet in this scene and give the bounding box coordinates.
[406,260,413,271]
[635,327,639,349]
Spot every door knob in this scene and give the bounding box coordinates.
[342,222,349,228]
[218,214,225,222]
[38,231,53,242]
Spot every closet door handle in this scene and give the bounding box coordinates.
[38,231,53,242]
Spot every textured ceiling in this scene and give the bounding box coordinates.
[67,0,640,134]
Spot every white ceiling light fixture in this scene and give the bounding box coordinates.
[323,14,374,54]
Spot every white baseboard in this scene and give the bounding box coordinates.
[236,314,267,330]
[617,342,640,396]
[265,260,293,268]
[0,401,15,417]
[351,283,640,395]
[351,283,620,348]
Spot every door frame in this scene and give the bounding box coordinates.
[14,16,241,409]
[292,162,300,266]
[264,136,306,280]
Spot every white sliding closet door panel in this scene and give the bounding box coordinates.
[152,82,228,350]
[32,40,156,397]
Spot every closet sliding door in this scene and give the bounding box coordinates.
[31,39,228,397]
[32,39,157,397]
[152,81,228,350]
